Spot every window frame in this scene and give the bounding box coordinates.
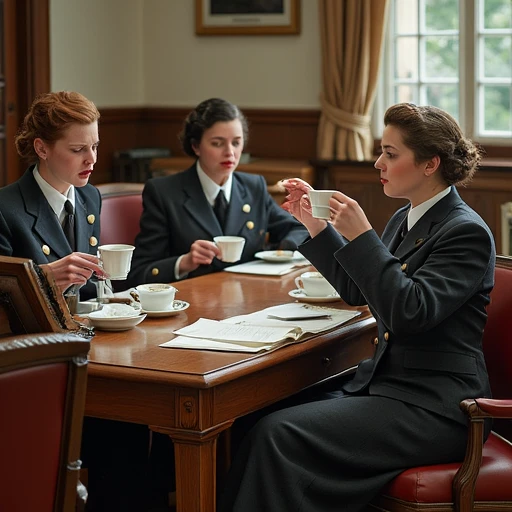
[374,0,512,145]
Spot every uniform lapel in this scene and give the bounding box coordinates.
[394,187,463,259]
[74,192,92,253]
[384,207,409,254]
[18,170,71,259]
[223,175,249,236]
[181,168,222,237]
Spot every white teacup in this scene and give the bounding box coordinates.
[98,244,135,280]
[295,271,336,297]
[308,190,337,219]
[135,283,177,311]
[214,236,246,263]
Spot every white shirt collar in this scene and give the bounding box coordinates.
[407,187,451,230]
[196,161,233,206]
[33,166,75,223]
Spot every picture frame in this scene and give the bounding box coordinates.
[0,255,88,336]
[195,0,300,36]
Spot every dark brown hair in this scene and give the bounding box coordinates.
[384,103,482,186]
[15,91,100,164]
[179,98,249,157]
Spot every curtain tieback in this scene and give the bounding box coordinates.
[320,94,371,135]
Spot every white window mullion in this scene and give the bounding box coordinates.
[459,0,476,138]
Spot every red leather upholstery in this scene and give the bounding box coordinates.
[372,255,512,511]
[483,266,512,400]
[380,434,512,503]
[0,363,68,512]
[99,193,143,246]
[0,332,90,512]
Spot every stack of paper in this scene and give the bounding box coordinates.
[223,259,310,276]
[160,303,361,353]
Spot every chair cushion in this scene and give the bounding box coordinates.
[0,363,68,511]
[380,433,512,503]
[100,194,143,246]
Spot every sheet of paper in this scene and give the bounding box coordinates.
[266,303,332,321]
[173,318,302,343]
[160,336,275,352]
[223,259,310,276]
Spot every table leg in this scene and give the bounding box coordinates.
[151,423,232,512]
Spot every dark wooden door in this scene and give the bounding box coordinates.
[0,0,49,187]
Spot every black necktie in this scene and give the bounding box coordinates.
[63,200,76,251]
[213,190,228,231]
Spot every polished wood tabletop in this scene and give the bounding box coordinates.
[83,267,377,512]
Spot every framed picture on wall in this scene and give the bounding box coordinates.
[195,0,300,35]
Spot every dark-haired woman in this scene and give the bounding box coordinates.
[126,97,308,288]
[218,104,495,512]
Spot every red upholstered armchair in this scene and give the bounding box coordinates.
[368,255,512,512]
[0,332,90,512]
[96,182,144,246]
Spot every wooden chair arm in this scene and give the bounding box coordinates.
[460,398,512,419]
[453,398,512,511]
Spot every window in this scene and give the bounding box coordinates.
[378,0,512,143]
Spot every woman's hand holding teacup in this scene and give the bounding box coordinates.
[179,239,221,274]
[328,191,372,242]
[281,178,329,237]
[44,252,107,293]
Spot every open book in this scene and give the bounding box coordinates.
[160,303,361,352]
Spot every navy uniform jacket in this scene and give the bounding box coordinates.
[0,167,102,299]
[127,165,309,287]
[300,187,495,426]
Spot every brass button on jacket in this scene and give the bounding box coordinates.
[400,263,407,271]
[384,332,389,341]
[151,268,159,276]
[373,337,379,346]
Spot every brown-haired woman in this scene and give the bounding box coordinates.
[0,91,107,299]
[219,104,495,511]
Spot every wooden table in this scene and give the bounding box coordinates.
[84,268,376,511]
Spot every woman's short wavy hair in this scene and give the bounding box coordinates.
[179,98,249,157]
[15,91,100,164]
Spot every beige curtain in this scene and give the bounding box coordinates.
[317,0,390,161]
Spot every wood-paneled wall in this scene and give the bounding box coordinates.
[93,106,320,185]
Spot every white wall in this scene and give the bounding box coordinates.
[50,0,321,109]
[50,0,145,107]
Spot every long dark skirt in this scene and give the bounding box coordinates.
[218,392,471,512]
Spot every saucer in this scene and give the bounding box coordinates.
[87,312,147,331]
[141,300,190,318]
[288,289,342,303]
[255,250,295,262]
